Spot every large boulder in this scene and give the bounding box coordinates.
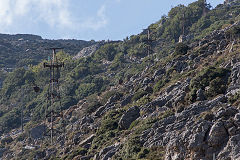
[94,143,120,160]
[218,134,240,160]
[208,121,228,147]
[118,106,140,130]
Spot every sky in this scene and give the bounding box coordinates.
[0,0,225,41]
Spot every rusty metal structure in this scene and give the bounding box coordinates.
[202,0,207,16]
[43,48,65,145]
[143,28,155,56]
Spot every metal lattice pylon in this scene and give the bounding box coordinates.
[43,48,65,145]
[143,28,155,56]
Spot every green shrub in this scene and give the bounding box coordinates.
[91,109,123,151]
[0,109,21,133]
[190,67,230,101]
[86,101,101,114]
[100,90,123,105]
[134,96,152,106]
[145,146,165,160]
[188,88,198,102]
[94,43,118,61]
[110,52,125,71]
[174,42,189,55]
[160,109,175,119]
[226,25,240,39]
[75,83,97,99]
[66,147,87,159]
[207,77,228,97]
[153,78,170,93]
[138,148,150,159]
[132,90,148,102]
[122,135,142,158]
[16,133,27,142]
[98,110,123,134]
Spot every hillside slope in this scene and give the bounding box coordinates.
[0,33,97,69]
[0,0,240,160]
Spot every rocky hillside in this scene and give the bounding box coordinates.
[0,33,97,69]
[0,0,240,160]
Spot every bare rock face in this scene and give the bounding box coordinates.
[142,79,190,115]
[207,121,228,147]
[227,62,240,94]
[138,92,240,160]
[73,43,103,59]
[118,106,140,130]
[234,113,240,127]
[153,69,165,79]
[79,134,95,147]
[218,134,240,159]
[93,106,106,118]
[94,143,120,160]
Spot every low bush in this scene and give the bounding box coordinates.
[190,66,230,101]
[174,42,189,55]
[132,90,148,102]
[153,78,170,93]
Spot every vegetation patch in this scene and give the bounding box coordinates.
[153,77,170,93]
[174,42,189,55]
[91,109,123,151]
[138,146,165,160]
[132,90,148,102]
[189,66,230,101]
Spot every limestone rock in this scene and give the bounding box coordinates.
[234,113,240,127]
[216,106,238,119]
[73,43,102,59]
[208,121,228,147]
[218,134,240,160]
[96,143,120,160]
[119,106,140,130]
[80,116,94,125]
[196,88,205,101]
[79,134,95,147]
[142,77,153,86]
[93,106,106,117]
[121,94,133,107]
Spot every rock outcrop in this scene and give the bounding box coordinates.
[119,106,140,130]
[73,43,104,59]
